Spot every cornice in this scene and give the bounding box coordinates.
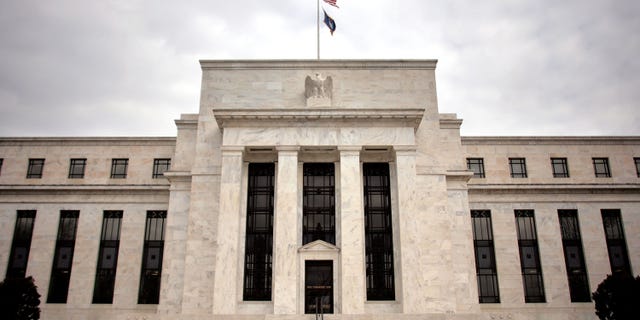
[212,107,425,130]
[461,136,640,145]
[0,137,176,147]
[200,59,437,70]
[468,183,640,194]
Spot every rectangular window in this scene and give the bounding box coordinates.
[6,210,36,278]
[243,163,275,301]
[634,157,640,177]
[467,158,485,178]
[509,158,528,178]
[558,210,590,302]
[92,210,123,304]
[68,158,86,179]
[0,158,3,175]
[601,209,631,275]
[593,158,611,177]
[303,163,336,245]
[551,158,570,178]
[110,159,128,179]
[26,158,44,178]
[363,163,395,300]
[47,210,79,303]
[471,210,500,303]
[138,210,166,304]
[152,158,171,178]
[515,210,545,303]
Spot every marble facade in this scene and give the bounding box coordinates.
[0,60,639,320]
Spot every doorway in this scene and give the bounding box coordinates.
[305,260,333,314]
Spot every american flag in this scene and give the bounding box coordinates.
[323,0,339,8]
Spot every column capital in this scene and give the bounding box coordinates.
[338,145,362,155]
[393,145,417,155]
[221,145,244,155]
[275,145,300,153]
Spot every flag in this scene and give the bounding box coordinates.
[323,0,339,8]
[323,10,336,35]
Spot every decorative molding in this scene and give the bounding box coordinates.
[0,137,176,147]
[461,136,640,145]
[200,59,438,70]
[298,240,340,253]
[212,108,425,131]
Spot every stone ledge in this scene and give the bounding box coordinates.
[212,108,425,130]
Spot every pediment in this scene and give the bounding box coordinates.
[298,240,340,253]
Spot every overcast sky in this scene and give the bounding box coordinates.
[1,0,639,137]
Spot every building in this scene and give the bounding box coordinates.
[0,60,638,320]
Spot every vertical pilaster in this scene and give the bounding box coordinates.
[339,146,366,314]
[212,146,244,314]
[394,146,421,312]
[273,146,300,314]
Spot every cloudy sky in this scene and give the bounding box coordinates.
[0,0,639,137]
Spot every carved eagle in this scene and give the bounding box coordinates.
[305,73,333,99]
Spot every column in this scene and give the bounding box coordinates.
[273,146,300,314]
[394,146,423,312]
[339,146,366,314]
[212,146,244,314]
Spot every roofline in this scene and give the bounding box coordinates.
[461,136,640,145]
[199,59,438,70]
[0,137,176,147]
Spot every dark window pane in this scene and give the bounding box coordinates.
[364,163,395,301]
[635,158,640,177]
[48,210,79,303]
[6,210,36,278]
[93,211,122,304]
[138,210,166,304]
[593,158,611,177]
[551,158,570,178]
[68,159,86,178]
[26,159,44,178]
[515,210,545,303]
[243,163,275,301]
[509,158,527,178]
[303,163,335,245]
[601,209,631,275]
[110,159,128,179]
[152,159,171,178]
[467,158,485,178]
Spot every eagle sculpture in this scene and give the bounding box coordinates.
[305,73,333,99]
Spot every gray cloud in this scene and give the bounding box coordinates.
[0,0,638,136]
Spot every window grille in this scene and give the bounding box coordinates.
[551,158,570,178]
[27,159,44,178]
[303,163,336,245]
[152,159,171,178]
[110,159,128,179]
[243,163,275,301]
[138,211,166,304]
[6,210,36,278]
[466,158,485,178]
[515,210,545,303]
[592,158,611,177]
[471,210,500,303]
[601,209,631,275]
[47,210,79,303]
[509,158,528,178]
[363,163,395,300]
[92,211,122,304]
[68,159,86,178]
[558,210,590,302]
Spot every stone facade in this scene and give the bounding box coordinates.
[0,60,638,320]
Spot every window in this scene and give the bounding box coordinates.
[68,158,86,179]
[467,158,485,178]
[303,163,335,245]
[593,158,611,177]
[515,210,545,303]
[601,209,631,275]
[26,158,44,178]
[6,210,36,278]
[152,158,171,178]
[47,210,79,303]
[551,158,570,178]
[138,211,166,304]
[92,211,123,304]
[243,163,275,301]
[509,158,527,178]
[363,163,395,300]
[634,157,640,177]
[0,158,3,175]
[110,159,128,179]
[558,210,590,302]
[471,210,500,303]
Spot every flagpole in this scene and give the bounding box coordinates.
[317,0,320,59]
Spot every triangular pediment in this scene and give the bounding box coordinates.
[298,240,340,253]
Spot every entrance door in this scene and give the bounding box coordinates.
[305,260,333,314]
